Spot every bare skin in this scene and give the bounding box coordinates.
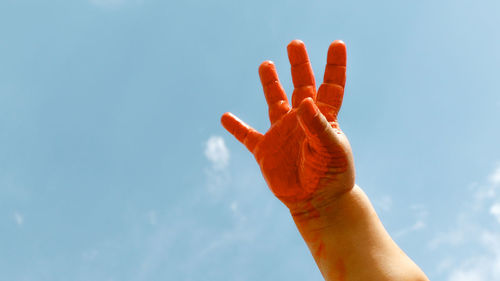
[221,40,429,281]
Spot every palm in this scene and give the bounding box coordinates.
[255,110,308,200]
[222,40,354,211]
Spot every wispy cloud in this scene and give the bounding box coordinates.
[394,204,427,237]
[430,164,500,280]
[428,226,466,250]
[490,203,500,224]
[131,144,277,281]
[204,136,230,171]
[13,212,23,226]
[446,231,500,281]
[489,165,500,185]
[83,133,316,281]
[204,136,231,196]
[395,220,426,238]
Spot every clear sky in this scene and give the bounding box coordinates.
[1,0,500,280]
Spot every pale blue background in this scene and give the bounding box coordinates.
[1,0,500,280]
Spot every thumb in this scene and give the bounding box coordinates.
[296,98,339,149]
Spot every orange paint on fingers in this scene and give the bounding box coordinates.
[220,112,263,153]
[323,40,346,88]
[317,84,343,121]
[287,40,316,107]
[258,61,290,124]
[317,40,347,120]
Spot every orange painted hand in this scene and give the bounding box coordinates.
[221,40,355,214]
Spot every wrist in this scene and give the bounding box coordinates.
[291,185,429,281]
[290,184,361,234]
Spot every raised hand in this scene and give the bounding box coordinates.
[221,40,430,281]
[221,40,354,215]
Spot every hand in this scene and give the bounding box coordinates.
[221,40,355,215]
[221,40,430,281]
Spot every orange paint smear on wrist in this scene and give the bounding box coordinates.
[312,238,346,281]
[333,259,347,281]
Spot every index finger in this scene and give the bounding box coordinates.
[259,61,290,125]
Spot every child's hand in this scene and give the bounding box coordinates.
[221,40,354,215]
[221,40,429,281]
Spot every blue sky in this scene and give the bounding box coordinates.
[1,0,500,280]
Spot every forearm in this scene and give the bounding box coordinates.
[292,185,429,281]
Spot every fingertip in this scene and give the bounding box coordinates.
[221,111,232,122]
[220,112,248,139]
[287,39,305,49]
[259,60,275,71]
[287,39,309,64]
[327,40,347,65]
[220,112,235,129]
[332,39,345,46]
[258,61,278,83]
